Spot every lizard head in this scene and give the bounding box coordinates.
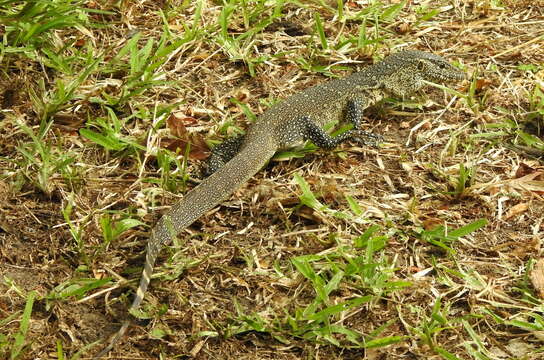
[382,50,465,97]
[410,51,465,82]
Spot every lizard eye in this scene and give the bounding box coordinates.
[417,60,425,70]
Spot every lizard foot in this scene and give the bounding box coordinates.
[351,130,384,148]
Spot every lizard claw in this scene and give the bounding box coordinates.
[352,130,384,148]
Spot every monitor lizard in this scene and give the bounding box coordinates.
[93,50,464,358]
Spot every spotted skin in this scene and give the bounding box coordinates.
[206,135,245,175]
[93,50,464,358]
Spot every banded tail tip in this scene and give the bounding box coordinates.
[92,320,131,359]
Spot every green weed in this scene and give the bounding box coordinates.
[408,297,457,350]
[99,214,144,247]
[0,0,92,54]
[79,107,146,152]
[155,148,190,193]
[1,289,36,360]
[417,218,488,253]
[47,278,111,306]
[471,76,544,157]
[28,52,101,121]
[14,119,76,194]
[96,31,191,107]
[228,198,408,348]
[293,173,350,220]
[214,0,285,76]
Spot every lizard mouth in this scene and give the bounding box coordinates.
[442,67,465,81]
[431,71,465,83]
[450,71,466,81]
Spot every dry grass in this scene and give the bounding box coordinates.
[1,0,544,359]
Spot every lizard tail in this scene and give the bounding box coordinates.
[93,137,277,358]
[92,320,130,359]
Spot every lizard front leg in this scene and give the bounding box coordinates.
[303,99,382,149]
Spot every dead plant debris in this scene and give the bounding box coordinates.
[1,1,544,359]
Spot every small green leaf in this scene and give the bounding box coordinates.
[292,257,317,281]
[49,278,111,300]
[112,218,145,239]
[381,1,406,21]
[354,225,381,248]
[313,12,328,50]
[365,335,406,348]
[517,64,540,72]
[345,195,363,216]
[307,296,372,321]
[80,128,126,151]
[149,327,167,339]
[448,219,488,238]
[11,291,36,360]
[435,346,462,360]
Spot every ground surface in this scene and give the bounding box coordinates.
[1,0,544,359]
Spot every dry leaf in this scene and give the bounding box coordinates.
[530,258,544,298]
[399,121,410,129]
[503,202,529,220]
[515,163,537,178]
[164,112,210,160]
[474,78,493,92]
[422,217,443,230]
[504,171,544,195]
[163,137,210,160]
[166,112,196,138]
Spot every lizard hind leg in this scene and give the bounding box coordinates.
[345,98,365,129]
[205,135,245,176]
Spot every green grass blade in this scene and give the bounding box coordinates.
[10,291,36,360]
[448,219,488,238]
[313,12,328,50]
[79,129,127,151]
[365,335,406,348]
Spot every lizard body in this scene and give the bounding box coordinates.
[93,50,463,358]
